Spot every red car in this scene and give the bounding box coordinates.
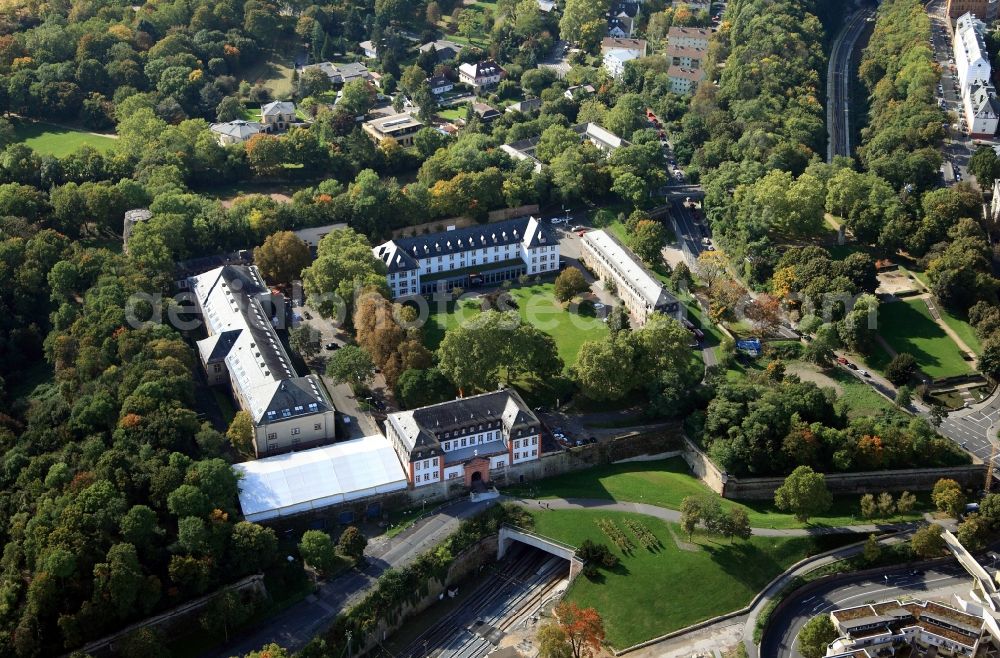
[836,356,849,365]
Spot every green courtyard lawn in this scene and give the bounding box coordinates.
[422,282,609,366]
[528,509,853,648]
[506,458,929,530]
[13,120,116,156]
[239,50,296,97]
[436,106,467,122]
[877,299,973,379]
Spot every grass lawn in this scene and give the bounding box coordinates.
[825,367,896,417]
[240,51,297,97]
[506,458,929,530]
[437,106,467,121]
[13,120,116,157]
[422,282,609,366]
[878,299,973,379]
[938,308,983,355]
[528,509,854,648]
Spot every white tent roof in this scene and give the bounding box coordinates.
[235,435,408,522]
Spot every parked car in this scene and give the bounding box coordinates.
[858,369,870,377]
[304,311,312,320]
[846,362,858,370]
[836,356,848,365]
[325,342,339,350]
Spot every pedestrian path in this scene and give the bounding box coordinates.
[510,497,915,537]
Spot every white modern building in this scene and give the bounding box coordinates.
[384,389,542,489]
[372,216,559,298]
[188,264,337,457]
[362,113,423,147]
[580,229,679,325]
[359,40,378,59]
[601,38,648,78]
[234,435,408,522]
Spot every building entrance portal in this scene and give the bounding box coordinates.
[464,457,490,488]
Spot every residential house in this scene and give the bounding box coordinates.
[188,264,338,458]
[292,223,348,254]
[537,0,556,11]
[564,84,596,100]
[608,2,640,37]
[965,81,1000,137]
[385,389,543,488]
[459,59,506,91]
[580,229,679,325]
[506,98,543,114]
[667,65,705,95]
[419,39,464,62]
[260,101,296,131]
[601,38,648,78]
[359,40,378,59]
[300,61,372,86]
[667,26,710,50]
[826,600,986,657]
[472,102,501,122]
[362,113,423,147]
[427,74,454,95]
[372,216,559,298]
[210,119,263,145]
[947,0,999,19]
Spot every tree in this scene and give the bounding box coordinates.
[679,494,721,539]
[538,623,573,658]
[932,478,966,518]
[244,133,288,176]
[606,305,630,335]
[227,411,255,457]
[745,294,783,336]
[396,368,454,408]
[299,530,339,574]
[559,0,607,51]
[969,144,1000,189]
[554,267,589,303]
[803,323,839,366]
[326,345,376,389]
[290,325,321,361]
[773,466,832,523]
[860,493,877,519]
[719,507,751,542]
[339,79,375,117]
[958,513,989,552]
[797,614,837,658]
[229,521,278,574]
[200,591,253,644]
[245,645,290,658]
[862,534,881,564]
[216,96,246,122]
[338,526,368,563]
[895,384,913,409]
[885,353,918,386]
[553,601,604,658]
[911,523,946,558]
[301,228,388,319]
[628,220,666,265]
[876,492,895,517]
[254,231,312,285]
[897,491,917,514]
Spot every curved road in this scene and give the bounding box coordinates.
[760,562,967,657]
[827,5,875,161]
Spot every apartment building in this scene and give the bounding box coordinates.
[188,264,337,457]
[667,26,710,50]
[954,12,999,137]
[826,600,986,657]
[947,0,998,19]
[384,389,542,488]
[580,229,679,325]
[372,216,559,298]
[601,38,648,78]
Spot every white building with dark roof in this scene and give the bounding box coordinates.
[385,389,542,488]
[210,119,263,145]
[954,12,1000,137]
[580,229,679,324]
[427,74,454,95]
[372,216,559,298]
[601,38,648,78]
[188,264,337,457]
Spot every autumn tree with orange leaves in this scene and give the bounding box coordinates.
[539,602,605,658]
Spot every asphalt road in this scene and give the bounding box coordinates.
[928,0,977,186]
[761,562,968,657]
[827,4,875,161]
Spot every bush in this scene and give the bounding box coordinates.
[576,539,619,569]
[885,352,918,385]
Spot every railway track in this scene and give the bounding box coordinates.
[388,546,569,658]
